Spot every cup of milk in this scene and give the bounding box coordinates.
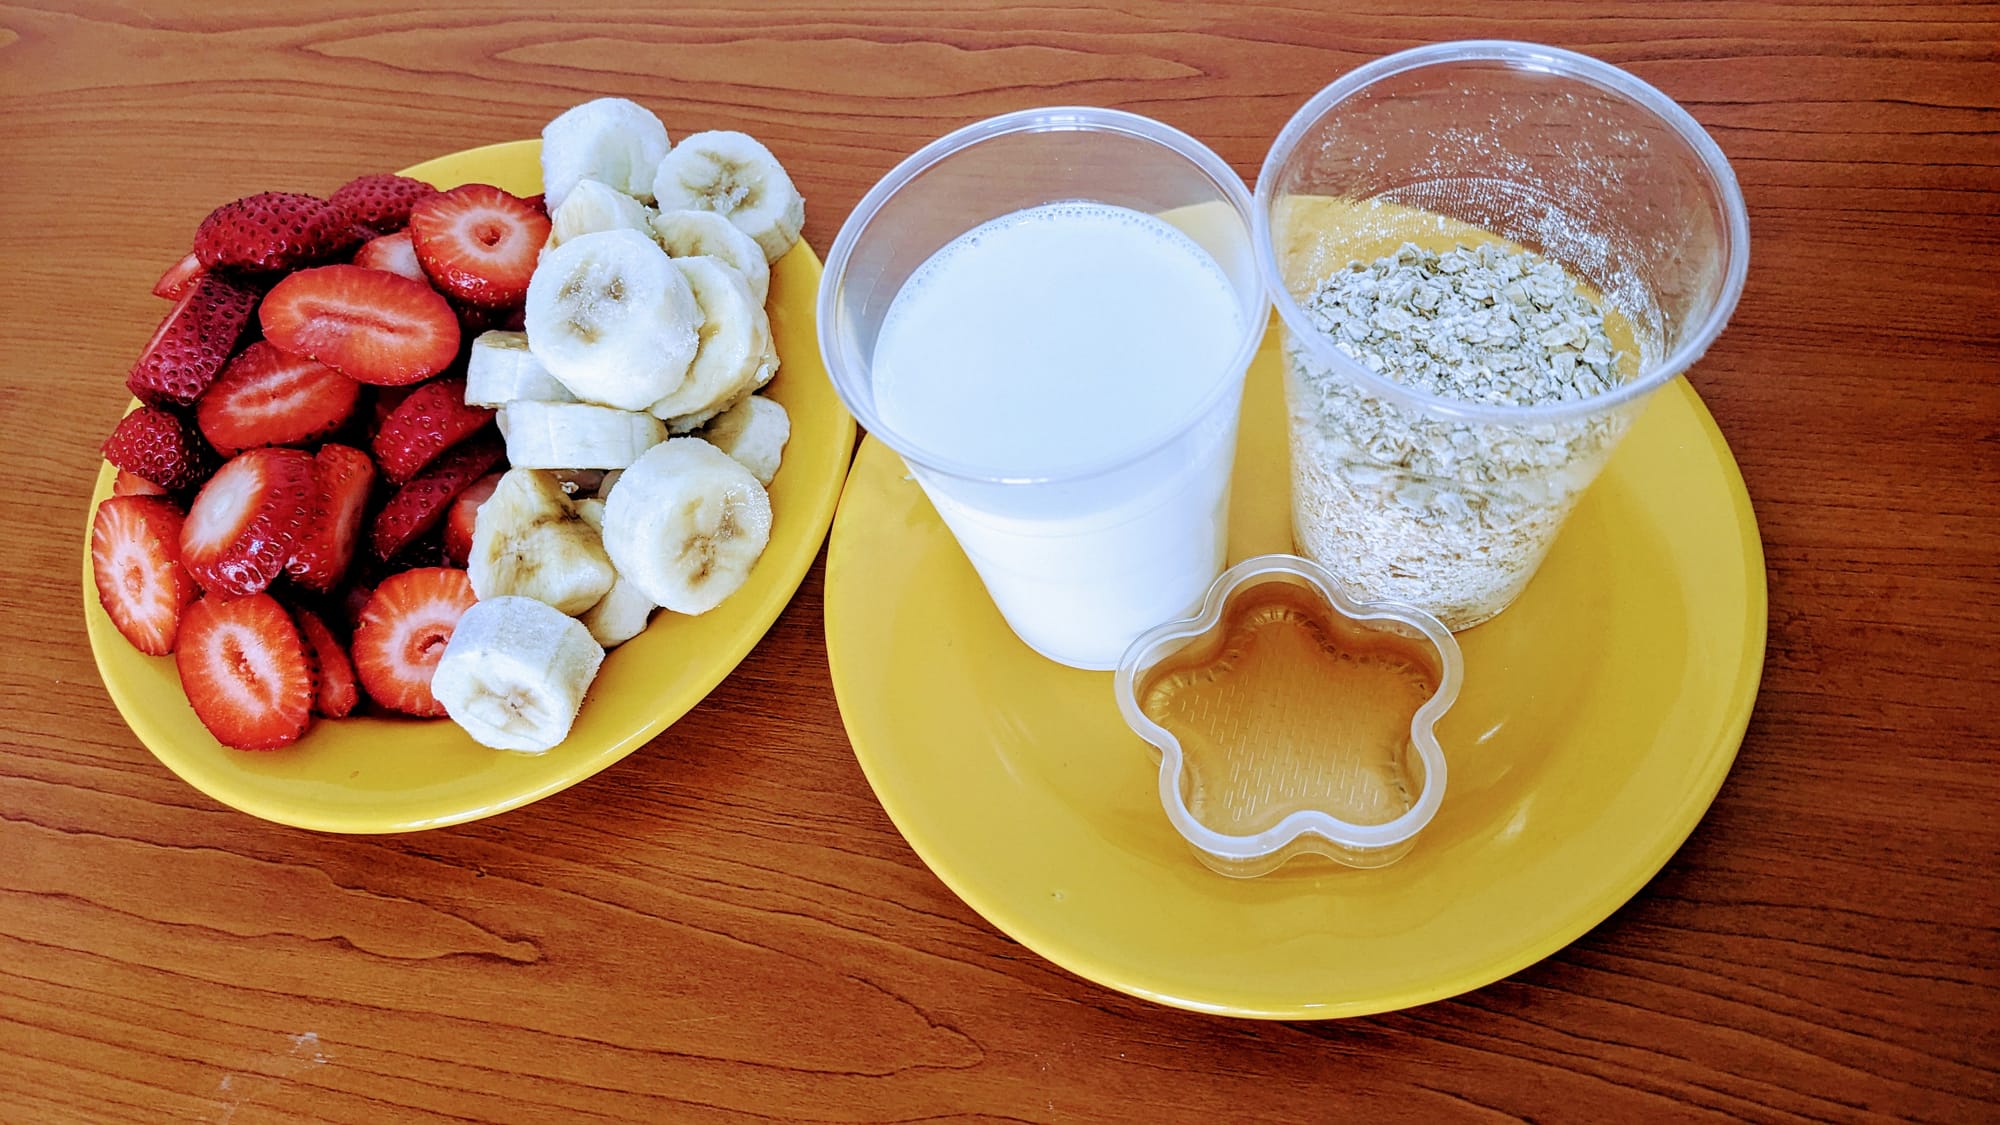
[819,108,1267,670]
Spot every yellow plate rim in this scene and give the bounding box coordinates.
[83,139,855,834]
[826,373,1765,1019]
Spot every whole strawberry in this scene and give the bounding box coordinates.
[194,191,358,274]
[330,174,438,234]
[102,406,214,493]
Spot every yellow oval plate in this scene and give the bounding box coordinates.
[826,323,1765,1018]
[83,140,854,833]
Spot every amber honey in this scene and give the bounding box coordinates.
[1136,578,1443,837]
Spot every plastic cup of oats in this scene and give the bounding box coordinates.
[1253,41,1751,629]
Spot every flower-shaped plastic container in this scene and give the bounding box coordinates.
[1115,554,1462,877]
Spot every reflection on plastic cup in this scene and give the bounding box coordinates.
[819,108,1267,669]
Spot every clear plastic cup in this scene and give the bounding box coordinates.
[819,108,1267,670]
[1255,41,1751,629]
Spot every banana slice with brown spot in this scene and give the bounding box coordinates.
[600,437,771,615]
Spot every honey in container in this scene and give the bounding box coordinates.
[1115,555,1460,876]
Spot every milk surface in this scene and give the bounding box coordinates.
[873,202,1249,668]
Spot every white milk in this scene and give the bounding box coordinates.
[874,202,1249,669]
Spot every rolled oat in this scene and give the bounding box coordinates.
[1287,239,1636,628]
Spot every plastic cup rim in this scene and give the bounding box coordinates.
[1251,39,1753,426]
[817,105,1268,486]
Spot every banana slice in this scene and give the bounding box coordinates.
[573,498,656,647]
[644,257,771,423]
[703,395,790,487]
[468,468,617,615]
[433,596,605,753]
[466,331,577,408]
[541,97,671,210]
[660,350,773,433]
[547,178,654,249]
[649,208,770,306]
[500,401,665,470]
[525,228,703,412]
[601,437,772,615]
[662,404,728,435]
[650,131,804,264]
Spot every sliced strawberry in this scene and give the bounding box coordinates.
[259,264,460,386]
[194,341,361,456]
[442,471,501,566]
[91,496,199,656]
[153,251,205,300]
[408,184,549,309]
[339,582,375,634]
[372,378,494,484]
[294,607,360,718]
[383,533,450,573]
[127,273,261,406]
[369,384,418,431]
[193,191,357,274]
[523,193,547,217]
[179,447,315,596]
[351,230,428,282]
[103,406,213,494]
[113,468,169,497]
[452,299,513,338]
[330,173,438,234]
[351,567,474,717]
[175,594,313,749]
[368,431,503,560]
[284,443,377,594]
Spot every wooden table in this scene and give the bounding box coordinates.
[4,3,1995,1120]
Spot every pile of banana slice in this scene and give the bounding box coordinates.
[432,98,802,755]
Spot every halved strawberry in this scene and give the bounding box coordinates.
[127,273,261,406]
[294,607,360,718]
[372,378,494,484]
[260,264,461,386]
[195,341,362,456]
[153,251,205,300]
[91,496,198,655]
[442,471,501,566]
[330,173,438,234]
[368,432,504,560]
[285,443,377,593]
[351,230,428,282]
[179,447,315,596]
[113,469,169,497]
[339,582,375,634]
[102,406,214,493]
[369,384,417,431]
[351,567,475,717]
[452,299,512,339]
[408,184,549,309]
[193,191,357,274]
[383,533,450,574]
[175,594,314,749]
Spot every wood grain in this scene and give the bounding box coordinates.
[3,1,1996,1120]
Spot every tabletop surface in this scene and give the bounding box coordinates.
[3,2,1996,1121]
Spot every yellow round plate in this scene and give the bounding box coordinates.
[83,140,854,833]
[825,323,1765,1018]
